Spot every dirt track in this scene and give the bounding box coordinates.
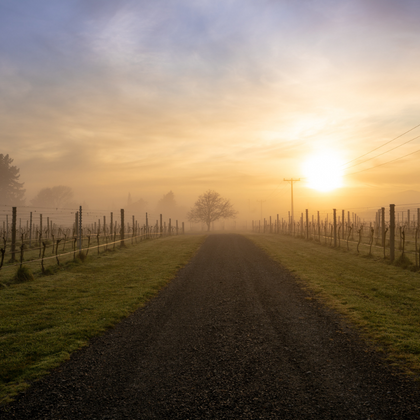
[2,234,420,419]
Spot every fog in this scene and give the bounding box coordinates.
[2,0,420,225]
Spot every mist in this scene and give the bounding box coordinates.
[2,0,420,226]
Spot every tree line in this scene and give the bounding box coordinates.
[1,154,239,229]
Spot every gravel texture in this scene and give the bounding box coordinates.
[2,233,420,419]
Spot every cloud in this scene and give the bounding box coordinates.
[2,0,420,209]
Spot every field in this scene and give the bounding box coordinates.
[247,232,420,377]
[0,234,206,404]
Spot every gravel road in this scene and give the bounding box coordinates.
[2,234,420,419]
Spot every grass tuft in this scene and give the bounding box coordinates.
[12,266,34,284]
[394,253,413,269]
[76,252,87,262]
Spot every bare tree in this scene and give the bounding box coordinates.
[188,190,238,231]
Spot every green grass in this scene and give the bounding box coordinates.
[0,234,206,405]
[245,233,420,378]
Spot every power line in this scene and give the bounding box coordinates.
[344,134,420,170]
[263,180,287,201]
[347,147,420,177]
[342,123,420,168]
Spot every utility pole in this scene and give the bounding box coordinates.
[284,178,300,229]
[256,200,266,223]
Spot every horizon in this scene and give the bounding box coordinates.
[2,0,420,222]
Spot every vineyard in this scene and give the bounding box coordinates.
[0,205,185,281]
[252,203,420,267]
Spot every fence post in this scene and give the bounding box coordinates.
[121,209,125,246]
[333,209,337,247]
[160,214,163,235]
[305,209,309,239]
[146,212,149,238]
[390,204,395,261]
[176,220,179,235]
[40,214,43,246]
[29,211,32,247]
[182,222,184,234]
[11,207,17,262]
[381,207,385,247]
[78,206,82,255]
[418,208,420,231]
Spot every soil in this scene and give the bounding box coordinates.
[2,234,420,419]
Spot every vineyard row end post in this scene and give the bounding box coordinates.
[390,204,395,262]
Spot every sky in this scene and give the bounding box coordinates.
[1,0,420,219]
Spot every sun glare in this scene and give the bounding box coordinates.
[302,151,344,192]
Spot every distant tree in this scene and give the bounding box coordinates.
[0,154,25,206]
[127,197,147,213]
[188,190,238,231]
[31,186,74,208]
[156,191,176,212]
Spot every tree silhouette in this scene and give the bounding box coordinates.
[156,191,176,213]
[188,190,238,231]
[31,186,74,208]
[0,154,25,206]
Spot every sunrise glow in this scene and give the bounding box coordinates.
[302,152,344,192]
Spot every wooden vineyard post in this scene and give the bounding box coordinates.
[317,211,320,241]
[11,207,17,262]
[78,206,82,256]
[120,209,125,247]
[381,207,385,247]
[390,204,395,262]
[41,242,46,273]
[160,214,163,236]
[369,227,374,255]
[29,211,32,247]
[305,209,309,240]
[333,209,337,247]
[176,220,179,235]
[342,210,345,239]
[56,239,61,265]
[19,234,24,268]
[110,212,113,236]
[418,209,420,266]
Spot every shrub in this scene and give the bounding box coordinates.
[77,252,87,262]
[394,253,413,270]
[13,266,34,283]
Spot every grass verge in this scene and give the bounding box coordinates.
[0,234,206,405]
[245,233,420,378]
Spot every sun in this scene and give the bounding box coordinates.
[302,151,344,192]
